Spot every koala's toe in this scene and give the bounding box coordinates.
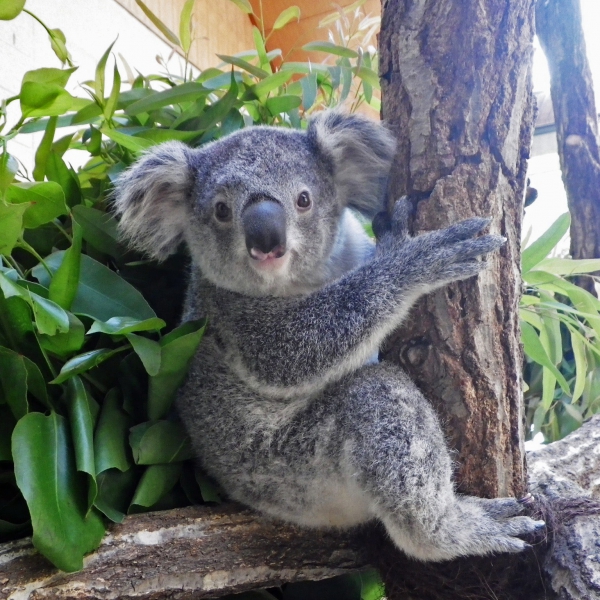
[473,497,524,519]
[501,516,545,537]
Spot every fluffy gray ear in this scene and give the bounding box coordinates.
[112,141,194,261]
[307,110,396,217]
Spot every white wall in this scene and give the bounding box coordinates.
[0,0,186,170]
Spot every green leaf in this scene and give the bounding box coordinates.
[353,66,380,89]
[101,126,153,152]
[0,406,16,461]
[147,320,205,420]
[5,181,68,228]
[273,6,300,30]
[32,116,58,182]
[535,257,600,276]
[126,333,162,376]
[94,468,138,523]
[195,471,222,503]
[228,0,253,14]
[130,421,193,465]
[23,67,76,88]
[300,73,317,110]
[46,151,82,207]
[95,39,117,101]
[49,222,82,311]
[522,213,570,274]
[217,54,269,79]
[252,26,271,73]
[179,0,195,53]
[124,82,207,115]
[71,205,121,258]
[38,312,86,357]
[265,94,302,115]
[88,316,165,336]
[20,82,73,118]
[104,63,121,119]
[135,0,180,45]
[94,389,131,474]
[0,0,25,19]
[52,347,128,384]
[521,320,570,394]
[33,252,157,322]
[303,41,359,58]
[571,330,588,403]
[0,201,28,255]
[0,346,28,419]
[49,28,70,64]
[66,376,99,511]
[129,463,182,511]
[0,152,18,192]
[247,71,292,100]
[12,412,105,572]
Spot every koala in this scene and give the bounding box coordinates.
[114,111,544,562]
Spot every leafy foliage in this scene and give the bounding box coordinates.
[522,214,600,442]
[0,0,382,592]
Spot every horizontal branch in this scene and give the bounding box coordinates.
[0,503,369,599]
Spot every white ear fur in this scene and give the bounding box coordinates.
[113,141,194,261]
[307,111,396,217]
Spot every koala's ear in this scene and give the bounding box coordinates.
[113,141,194,261]
[307,110,396,217]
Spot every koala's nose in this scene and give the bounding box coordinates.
[242,199,287,259]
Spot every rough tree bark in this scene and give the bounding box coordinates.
[379,0,535,499]
[536,0,600,294]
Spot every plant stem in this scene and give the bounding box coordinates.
[17,239,53,278]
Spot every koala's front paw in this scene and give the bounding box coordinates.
[378,198,506,289]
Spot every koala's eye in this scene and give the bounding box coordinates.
[296,191,312,212]
[215,202,232,222]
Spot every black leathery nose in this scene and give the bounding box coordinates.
[242,199,287,256]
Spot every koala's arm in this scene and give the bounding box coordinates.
[211,202,505,397]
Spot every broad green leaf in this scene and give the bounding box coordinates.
[522,212,570,274]
[217,54,269,79]
[300,73,317,110]
[23,67,76,88]
[521,320,570,394]
[273,6,300,30]
[6,181,68,228]
[247,71,292,100]
[32,116,58,182]
[541,364,556,411]
[195,472,222,503]
[0,201,28,255]
[94,390,131,474]
[353,66,380,89]
[571,330,588,403]
[0,0,25,19]
[252,26,271,73]
[135,0,180,45]
[190,77,239,131]
[66,376,99,511]
[0,406,16,461]
[126,333,161,376]
[265,94,302,116]
[202,70,243,90]
[49,28,70,64]
[536,257,600,276]
[133,128,203,143]
[12,412,105,572]
[20,82,73,118]
[358,569,385,600]
[71,205,121,258]
[88,316,165,336]
[94,468,138,523]
[49,222,82,311]
[52,347,128,384]
[124,82,207,115]
[0,293,36,357]
[33,252,157,322]
[280,62,330,75]
[539,292,561,365]
[46,151,82,207]
[38,312,85,357]
[129,463,182,511]
[104,63,121,119]
[0,346,28,419]
[303,41,359,58]
[179,0,195,53]
[95,39,117,101]
[228,0,253,13]
[101,126,153,152]
[0,152,18,192]
[147,320,205,420]
[129,421,193,464]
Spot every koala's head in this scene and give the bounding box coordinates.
[113,111,396,296]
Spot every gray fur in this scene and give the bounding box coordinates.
[114,111,544,562]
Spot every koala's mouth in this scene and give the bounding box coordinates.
[249,247,289,272]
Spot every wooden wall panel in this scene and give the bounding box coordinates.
[115,0,255,69]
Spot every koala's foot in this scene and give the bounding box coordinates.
[379,495,545,562]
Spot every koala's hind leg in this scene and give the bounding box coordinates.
[339,363,544,561]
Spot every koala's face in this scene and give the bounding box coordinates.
[114,111,396,297]
[185,128,342,296]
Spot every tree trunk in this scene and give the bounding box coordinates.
[536,0,600,295]
[379,0,535,499]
